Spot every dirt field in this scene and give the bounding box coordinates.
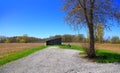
[64,43,120,53]
[0,43,45,59]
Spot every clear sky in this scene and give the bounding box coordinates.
[0,0,120,38]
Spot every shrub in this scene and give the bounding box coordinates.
[81,44,91,56]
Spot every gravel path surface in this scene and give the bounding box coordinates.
[0,47,120,73]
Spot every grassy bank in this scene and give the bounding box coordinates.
[0,46,46,66]
[59,44,120,63]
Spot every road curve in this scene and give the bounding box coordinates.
[0,47,120,73]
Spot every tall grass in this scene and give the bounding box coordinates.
[0,46,46,66]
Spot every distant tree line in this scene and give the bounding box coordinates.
[0,34,120,44]
[0,34,46,43]
[49,34,120,44]
[49,34,85,43]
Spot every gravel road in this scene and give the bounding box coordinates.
[0,47,120,73]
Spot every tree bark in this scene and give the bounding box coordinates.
[88,0,96,58]
[89,24,96,58]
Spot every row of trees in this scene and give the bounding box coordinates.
[110,36,120,44]
[0,34,120,43]
[50,34,120,44]
[49,34,85,42]
[0,34,45,43]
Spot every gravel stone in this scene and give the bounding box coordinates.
[0,47,120,73]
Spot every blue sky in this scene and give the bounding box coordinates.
[0,0,120,38]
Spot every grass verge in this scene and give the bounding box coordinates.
[59,44,120,63]
[59,44,85,54]
[59,44,84,51]
[95,49,120,63]
[0,46,46,66]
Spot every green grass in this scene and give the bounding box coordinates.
[95,49,120,63]
[59,44,84,51]
[59,44,120,63]
[0,46,47,66]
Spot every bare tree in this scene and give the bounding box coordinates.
[62,0,120,57]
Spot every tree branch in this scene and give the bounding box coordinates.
[78,0,84,9]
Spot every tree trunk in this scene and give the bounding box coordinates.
[89,25,96,58]
[87,0,96,58]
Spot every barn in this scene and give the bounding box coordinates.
[46,38,62,45]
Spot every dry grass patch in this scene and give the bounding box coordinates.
[0,43,45,59]
[63,43,120,53]
[95,43,120,53]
